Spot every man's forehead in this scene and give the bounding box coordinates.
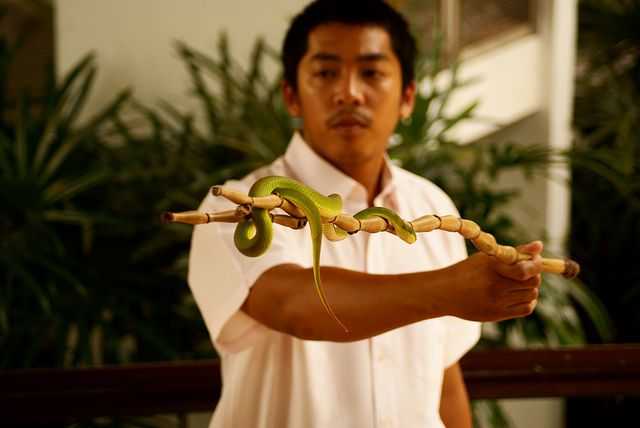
[305,23,394,59]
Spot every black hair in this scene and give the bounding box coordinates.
[282,0,417,91]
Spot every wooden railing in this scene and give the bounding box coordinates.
[2,345,640,425]
[459,345,640,399]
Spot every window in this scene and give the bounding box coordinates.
[392,0,535,60]
[390,0,543,143]
[460,0,535,55]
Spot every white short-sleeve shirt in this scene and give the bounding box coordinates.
[188,133,481,428]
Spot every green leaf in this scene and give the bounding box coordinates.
[0,130,15,177]
[563,277,615,342]
[14,95,28,177]
[33,60,97,173]
[43,169,109,204]
[40,90,130,184]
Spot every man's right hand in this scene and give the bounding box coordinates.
[441,241,544,322]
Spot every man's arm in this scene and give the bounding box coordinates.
[241,242,543,342]
[440,363,473,428]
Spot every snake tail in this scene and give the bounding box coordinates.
[274,187,350,333]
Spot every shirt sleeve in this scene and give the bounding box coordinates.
[442,316,481,367]
[187,186,303,355]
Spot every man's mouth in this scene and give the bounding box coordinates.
[333,118,366,128]
[327,109,372,129]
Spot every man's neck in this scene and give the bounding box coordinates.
[296,131,388,206]
[335,156,385,207]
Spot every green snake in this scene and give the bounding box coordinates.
[234,176,417,332]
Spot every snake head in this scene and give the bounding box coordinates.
[399,221,417,244]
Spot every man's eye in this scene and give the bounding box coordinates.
[314,69,337,79]
[362,69,383,79]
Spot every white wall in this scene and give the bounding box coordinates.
[441,34,543,144]
[55,0,306,118]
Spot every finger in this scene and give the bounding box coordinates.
[493,258,543,281]
[505,275,541,292]
[516,240,543,257]
[506,287,539,304]
[506,299,538,317]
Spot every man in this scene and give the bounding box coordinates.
[189,1,543,427]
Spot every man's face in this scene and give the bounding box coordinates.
[283,23,415,170]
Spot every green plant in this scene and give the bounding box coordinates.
[168,35,292,181]
[0,45,131,367]
[565,0,640,425]
[0,33,212,369]
[570,0,640,344]
[72,33,298,367]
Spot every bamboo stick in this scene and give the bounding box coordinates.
[165,185,581,278]
[210,186,306,217]
[331,213,361,233]
[163,207,306,230]
[161,209,242,224]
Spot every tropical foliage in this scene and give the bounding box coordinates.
[0,34,212,370]
[570,0,640,344]
[0,48,130,367]
[565,0,640,425]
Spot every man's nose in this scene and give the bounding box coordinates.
[333,72,364,106]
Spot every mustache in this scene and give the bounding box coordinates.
[326,107,372,128]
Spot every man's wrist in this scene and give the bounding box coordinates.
[406,268,452,321]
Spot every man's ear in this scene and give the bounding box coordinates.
[282,80,301,117]
[399,80,417,120]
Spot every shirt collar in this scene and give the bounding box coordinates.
[283,132,398,207]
